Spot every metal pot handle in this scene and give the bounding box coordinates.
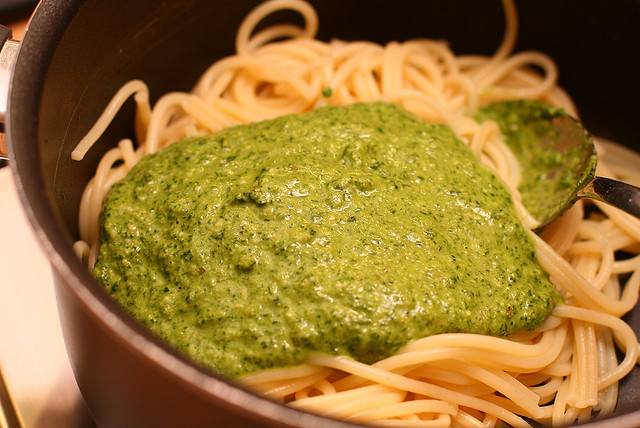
[0,25,20,162]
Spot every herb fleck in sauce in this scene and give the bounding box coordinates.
[93,102,560,378]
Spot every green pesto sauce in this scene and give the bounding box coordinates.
[93,102,560,378]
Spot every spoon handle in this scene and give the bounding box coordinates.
[578,176,640,219]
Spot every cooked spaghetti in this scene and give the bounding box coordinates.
[71,0,640,426]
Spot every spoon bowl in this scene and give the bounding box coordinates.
[476,100,640,227]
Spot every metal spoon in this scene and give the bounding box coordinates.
[476,100,640,227]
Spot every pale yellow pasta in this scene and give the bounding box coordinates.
[71,0,640,426]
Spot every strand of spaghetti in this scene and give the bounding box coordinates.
[371,414,452,428]
[613,252,640,274]
[552,305,638,389]
[442,90,468,116]
[404,40,451,84]
[476,52,558,100]
[249,368,334,400]
[451,409,494,428]
[596,201,640,242]
[546,84,578,117]
[539,363,572,379]
[209,97,267,124]
[304,355,531,427]
[539,332,573,379]
[608,273,640,365]
[409,361,505,395]
[101,163,130,193]
[566,239,606,256]
[81,161,129,268]
[117,139,137,170]
[416,376,495,399]
[288,384,405,414]
[344,59,383,101]
[235,0,318,54]
[196,57,240,101]
[328,46,383,96]
[350,399,458,423]
[461,60,555,104]
[567,319,598,408]
[242,24,306,54]
[181,96,236,133]
[72,240,90,266]
[307,378,336,396]
[383,89,453,124]
[323,388,409,421]
[403,57,446,101]
[397,325,563,359]
[357,329,566,382]
[572,253,599,287]
[159,116,200,146]
[427,41,462,75]
[229,71,312,117]
[575,218,609,241]
[444,74,478,114]
[480,393,548,422]
[403,46,458,113]
[197,55,317,106]
[489,65,569,114]
[332,82,357,105]
[551,376,574,425]
[350,67,382,102]
[456,55,494,74]
[602,272,622,302]
[133,90,151,144]
[293,386,313,400]
[328,40,383,66]
[532,231,639,316]
[450,116,481,146]
[499,180,541,230]
[486,406,513,427]
[539,202,584,256]
[407,361,493,389]
[517,372,551,388]
[575,242,614,291]
[256,38,328,64]
[481,132,522,189]
[469,0,518,84]
[527,375,563,404]
[607,227,640,254]
[239,363,329,385]
[144,92,191,154]
[381,41,405,94]
[87,147,124,242]
[77,177,94,243]
[237,56,318,101]
[503,63,559,94]
[71,79,149,160]
[443,363,543,418]
[467,118,500,159]
[594,325,619,417]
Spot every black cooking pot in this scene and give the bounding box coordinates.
[3,0,640,427]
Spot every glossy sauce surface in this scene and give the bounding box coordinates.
[94,102,560,377]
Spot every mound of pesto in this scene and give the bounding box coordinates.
[93,102,560,378]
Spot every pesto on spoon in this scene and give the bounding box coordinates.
[476,100,640,227]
